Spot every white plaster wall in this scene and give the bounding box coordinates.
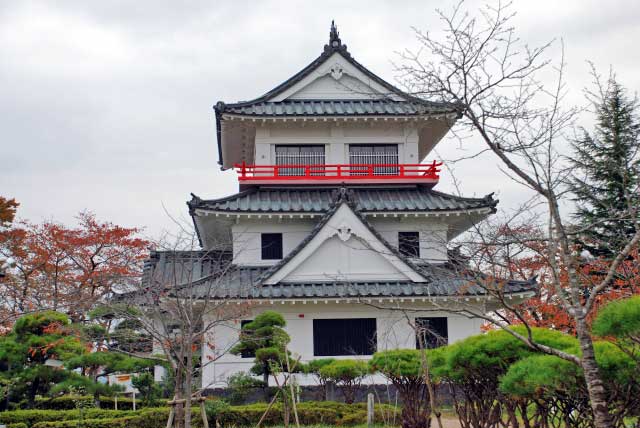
[232,217,318,266]
[284,234,408,282]
[232,216,449,266]
[253,122,420,166]
[369,217,448,263]
[201,302,483,388]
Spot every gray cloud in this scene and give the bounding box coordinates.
[1,0,639,237]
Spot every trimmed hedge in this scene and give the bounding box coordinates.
[214,401,398,427]
[34,395,164,410]
[3,401,399,428]
[30,410,204,428]
[0,408,165,427]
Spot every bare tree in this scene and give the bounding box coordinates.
[105,227,250,428]
[395,2,640,427]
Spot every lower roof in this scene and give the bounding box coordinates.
[140,251,536,301]
[188,186,497,214]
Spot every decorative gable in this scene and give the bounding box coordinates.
[271,52,400,101]
[262,202,427,285]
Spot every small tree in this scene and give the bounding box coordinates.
[104,228,249,428]
[433,328,578,428]
[0,311,104,408]
[370,349,432,428]
[569,76,640,257]
[231,311,290,387]
[64,347,155,406]
[132,371,163,406]
[305,358,336,400]
[500,341,640,428]
[319,359,367,404]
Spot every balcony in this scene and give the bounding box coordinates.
[234,161,442,187]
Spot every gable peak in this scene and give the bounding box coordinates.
[324,20,350,57]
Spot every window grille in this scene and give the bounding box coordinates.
[349,144,399,175]
[275,145,325,176]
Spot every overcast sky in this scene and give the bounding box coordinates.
[1,0,639,239]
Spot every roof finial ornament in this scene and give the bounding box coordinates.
[329,20,341,47]
[324,20,349,56]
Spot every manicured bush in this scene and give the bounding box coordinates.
[0,408,164,427]
[34,395,164,410]
[7,423,29,428]
[318,359,368,403]
[432,327,580,428]
[225,372,265,404]
[3,400,396,428]
[30,409,204,428]
[213,401,396,427]
[304,358,336,400]
[370,349,431,428]
[593,295,640,339]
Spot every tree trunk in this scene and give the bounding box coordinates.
[263,369,270,401]
[174,366,186,428]
[575,318,614,428]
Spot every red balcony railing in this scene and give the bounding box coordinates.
[234,161,442,186]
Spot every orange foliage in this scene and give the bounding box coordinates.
[0,196,19,228]
[0,212,149,326]
[481,223,640,334]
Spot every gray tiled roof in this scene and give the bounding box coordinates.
[185,265,537,299]
[189,187,497,214]
[220,100,453,117]
[208,278,537,299]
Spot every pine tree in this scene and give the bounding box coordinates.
[569,74,640,257]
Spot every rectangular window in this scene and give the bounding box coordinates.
[399,231,420,258]
[349,144,398,175]
[313,318,377,356]
[261,233,283,260]
[415,317,448,349]
[275,145,325,176]
[240,320,254,358]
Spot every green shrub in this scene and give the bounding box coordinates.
[225,372,265,404]
[34,395,164,410]
[318,360,368,404]
[0,408,164,427]
[8,423,29,428]
[30,409,205,428]
[212,401,394,427]
[3,400,396,428]
[593,295,640,339]
[204,399,231,421]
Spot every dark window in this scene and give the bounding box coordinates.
[399,232,420,258]
[275,145,325,176]
[239,320,255,358]
[313,318,377,356]
[415,317,448,349]
[261,233,283,260]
